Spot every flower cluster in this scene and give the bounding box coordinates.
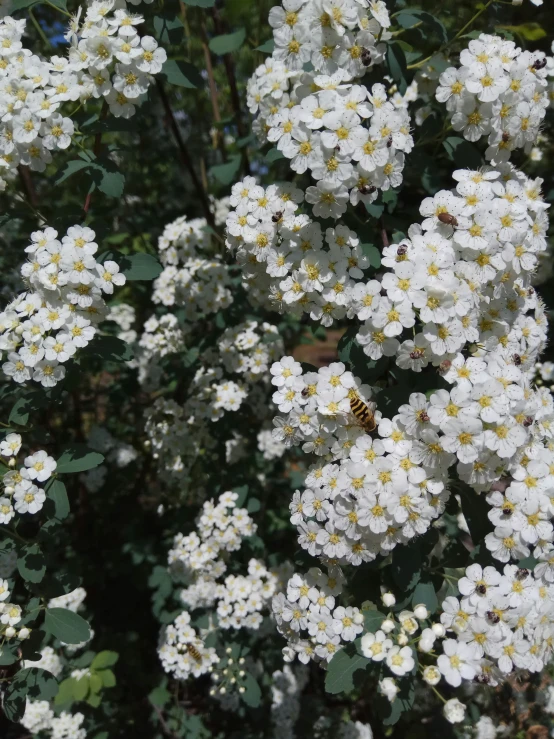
[107,302,136,344]
[0,5,165,184]
[226,182,375,323]
[273,565,364,663]
[144,319,283,486]
[436,33,550,163]
[152,214,232,319]
[0,433,55,525]
[355,164,548,372]
[270,358,449,558]
[160,492,278,681]
[0,225,126,387]
[21,702,86,739]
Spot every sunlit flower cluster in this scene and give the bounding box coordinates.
[0,225,126,387]
[0,5,166,185]
[436,33,550,163]
[225,180,375,324]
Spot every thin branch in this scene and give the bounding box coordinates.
[210,6,251,174]
[18,165,39,209]
[150,703,179,739]
[379,215,389,249]
[155,78,215,228]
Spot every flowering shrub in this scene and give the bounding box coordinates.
[1,0,554,737]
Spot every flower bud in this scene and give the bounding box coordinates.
[431,622,445,637]
[5,626,15,638]
[413,604,428,620]
[397,632,409,646]
[353,612,364,625]
[381,592,396,607]
[381,618,395,633]
[444,698,466,724]
[18,628,30,640]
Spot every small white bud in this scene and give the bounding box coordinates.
[238,686,245,694]
[397,632,409,646]
[18,628,30,640]
[381,618,395,633]
[413,604,428,620]
[219,687,226,695]
[230,677,236,684]
[227,658,233,665]
[353,612,364,625]
[238,670,245,677]
[431,622,445,637]
[238,657,245,665]
[5,626,15,638]
[381,592,396,607]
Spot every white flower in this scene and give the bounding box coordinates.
[443,698,466,724]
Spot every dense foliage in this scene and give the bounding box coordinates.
[0,0,554,737]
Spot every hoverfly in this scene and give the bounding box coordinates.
[185,643,203,662]
[272,211,283,223]
[349,394,377,434]
[359,184,376,195]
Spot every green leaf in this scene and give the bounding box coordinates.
[363,609,386,633]
[16,667,59,700]
[122,253,163,281]
[246,497,261,513]
[443,136,482,170]
[325,648,370,695]
[98,668,116,688]
[255,39,275,53]
[91,651,119,670]
[499,22,546,41]
[73,675,90,701]
[57,446,104,474]
[412,580,438,614]
[360,243,381,268]
[149,685,171,708]
[55,677,75,706]
[45,608,91,644]
[233,485,249,507]
[240,672,261,707]
[2,683,26,722]
[209,155,242,186]
[153,15,185,45]
[183,0,215,5]
[209,28,246,55]
[266,147,285,163]
[89,673,103,694]
[17,543,46,584]
[386,42,408,95]
[162,59,204,89]
[55,160,90,185]
[0,643,20,666]
[45,479,70,520]
[9,395,46,426]
[395,10,447,43]
[97,168,125,198]
[89,335,134,363]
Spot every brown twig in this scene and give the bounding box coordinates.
[150,703,179,739]
[379,215,389,249]
[198,16,227,160]
[210,6,251,174]
[155,78,215,228]
[18,165,39,209]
